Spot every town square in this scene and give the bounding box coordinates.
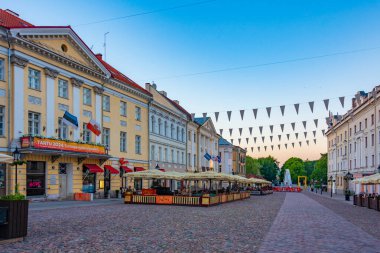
[0,1,380,252]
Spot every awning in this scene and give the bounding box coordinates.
[84,164,103,173]
[104,165,119,174]
[121,166,133,173]
[134,167,145,172]
[159,169,165,172]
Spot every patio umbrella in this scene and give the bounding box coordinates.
[123,169,166,179]
[0,154,13,164]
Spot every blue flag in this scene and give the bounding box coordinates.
[217,156,221,163]
[63,111,78,129]
[204,152,211,161]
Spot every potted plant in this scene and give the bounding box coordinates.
[0,186,29,240]
[344,189,351,201]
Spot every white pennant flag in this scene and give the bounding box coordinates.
[254,137,257,143]
[314,119,318,128]
[278,135,281,141]
[270,136,273,142]
[302,121,307,129]
[271,145,273,151]
[202,112,207,121]
[287,134,290,140]
[280,124,284,132]
[304,132,307,138]
[227,111,232,121]
[214,112,219,122]
[262,136,265,142]
[313,130,316,137]
[251,147,254,152]
[249,127,253,135]
[259,126,263,135]
[191,113,195,121]
[294,103,300,114]
[285,143,288,149]
[295,133,299,139]
[253,109,258,119]
[270,125,274,133]
[313,139,316,144]
[291,122,296,131]
[306,140,309,146]
[240,110,245,120]
[323,99,329,110]
[238,138,241,145]
[219,129,223,136]
[266,107,271,118]
[339,96,345,108]
[239,128,243,136]
[280,105,285,116]
[229,128,233,136]
[309,101,314,113]
[246,138,249,144]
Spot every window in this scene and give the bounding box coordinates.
[102,128,110,148]
[365,137,368,148]
[188,131,191,141]
[354,125,357,133]
[177,126,180,140]
[171,124,174,139]
[120,132,127,152]
[159,147,162,161]
[349,128,352,137]
[372,134,375,146]
[83,123,91,143]
[171,149,174,163]
[158,118,162,135]
[151,116,156,133]
[181,129,185,142]
[194,133,196,143]
[151,145,155,160]
[164,121,168,136]
[26,161,46,196]
[194,154,197,167]
[372,114,375,125]
[164,148,168,162]
[120,101,127,116]
[102,95,110,111]
[349,144,352,154]
[177,151,180,164]
[188,153,191,166]
[354,142,357,152]
[135,106,141,121]
[28,68,41,90]
[359,122,362,131]
[83,88,92,105]
[58,117,68,139]
[0,106,4,136]
[365,156,368,167]
[58,79,68,99]
[0,58,4,81]
[181,152,184,165]
[365,118,367,128]
[28,111,40,135]
[135,135,141,154]
[372,155,375,167]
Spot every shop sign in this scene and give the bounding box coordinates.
[21,137,106,154]
[156,196,173,204]
[142,189,156,196]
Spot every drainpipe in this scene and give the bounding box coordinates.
[374,89,377,173]
[6,30,11,152]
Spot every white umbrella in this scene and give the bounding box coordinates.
[0,154,13,164]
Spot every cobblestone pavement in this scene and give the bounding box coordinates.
[304,191,380,241]
[1,193,285,253]
[258,193,380,253]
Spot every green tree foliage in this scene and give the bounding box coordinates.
[257,156,279,182]
[304,160,316,178]
[282,157,306,184]
[311,154,328,184]
[246,156,261,176]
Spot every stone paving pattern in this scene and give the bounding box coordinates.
[1,194,285,253]
[258,193,380,253]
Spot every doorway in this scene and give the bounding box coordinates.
[0,164,6,196]
[59,163,73,199]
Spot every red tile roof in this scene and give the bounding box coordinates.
[0,9,34,28]
[95,54,151,96]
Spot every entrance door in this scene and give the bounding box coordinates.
[0,164,6,196]
[104,169,111,197]
[59,163,68,199]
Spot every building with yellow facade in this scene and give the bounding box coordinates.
[0,9,151,199]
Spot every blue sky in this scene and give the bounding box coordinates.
[4,0,380,163]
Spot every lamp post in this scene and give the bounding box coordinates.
[12,147,21,193]
[329,175,334,198]
[344,171,354,201]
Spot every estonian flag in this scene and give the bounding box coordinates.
[87,119,101,136]
[204,152,211,161]
[62,111,78,129]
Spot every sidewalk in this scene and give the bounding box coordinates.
[305,189,353,205]
[29,198,123,211]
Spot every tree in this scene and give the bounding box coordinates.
[311,154,327,185]
[282,157,306,185]
[258,156,279,182]
[304,160,316,179]
[246,156,261,176]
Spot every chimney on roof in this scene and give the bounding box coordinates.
[173,100,180,105]
[145,83,151,90]
[5,9,19,17]
[95,53,102,60]
[152,81,157,90]
[159,91,167,97]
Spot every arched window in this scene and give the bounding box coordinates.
[171,124,174,139]
[151,116,156,133]
[177,126,180,140]
[164,121,168,136]
[158,118,162,135]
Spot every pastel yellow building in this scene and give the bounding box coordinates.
[0,9,151,199]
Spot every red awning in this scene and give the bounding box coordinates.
[159,169,165,172]
[104,165,119,174]
[134,167,145,172]
[121,166,133,173]
[84,164,103,173]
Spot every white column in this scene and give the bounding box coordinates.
[70,78,83,141]
[11,55,28,140]
[44,68,58,137]
[94,87,103,143]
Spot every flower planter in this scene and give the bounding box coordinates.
[369,197,377,210]
[353,195,358,205]
[0,200,29,239]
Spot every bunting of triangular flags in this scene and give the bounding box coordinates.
[240,110,245,120]
[229,128,233,136]
[251,147,254,152]
[313,139,316,144]
[258,147,260,152]
[291,122,296,131]
[313,130,316,137]
[323,99,329,110]
[249,127,253,135]
[302,121,307,129]
[254,137,257,144]
[322,129,325,135]
[270,136,273,142]
[266,107,271,118]
[306,140,309,146]
[239,128,243,136]
[304,132,307,138]
[278,144,281,150]
[280,105,285,116]
[278,135,281,141]
[264,146,267,151]
[202,112,207,121]
[287,134,290,140]
[285,143,288,149]
[214,112,219,122]
[270,125,273,133]
[314,119,318,128]
[294,104,300,114]
[299,141,302,147]
[231,139,234,144]
[259,126,263,135]
[227,111,232,121]
[262,136,265,142]
[339,96,345,108]
[292,143,295,148]
[295,133,299,139]
[271,145,273,151]
[238,138,241,145]
[280,124,284,132]
[219,129,223,136]
[309,101,314,113]
[253,109,258,119]
[246,138,249,144]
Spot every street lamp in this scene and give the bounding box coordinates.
[12,147,21,193]
[328,175,335,198]
[377,165,380,174]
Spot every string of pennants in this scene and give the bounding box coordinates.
[218,118,326,137]
[191,96,345,122]
[228,129,326,145]
[246,139,318,152]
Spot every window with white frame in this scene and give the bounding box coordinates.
[171,149,174,163]
[58,79,69,99]
[171,124,174,139]
[188,153,191,166]
[0,58,4,81]
[120,131,127,152]
[164,121,168,136]
[83,123,91,143]
[177,151,179,164]
[164,148,168,162]
[0,106,4,136]
[58,117,68,139]
[159,147,162,161]
[102,95,110,111]
[181,152,184,165]
[28,68,41,90]
[181,129,185,142]
[28,111,40,135]
[151,145,155,160]
[102,128,110,148]
[135,135,141,154]
[83,87,92,105]
[135,106,141,121]
[120,101,127,117]
[158,118,162,135]
[151,116,156,133]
